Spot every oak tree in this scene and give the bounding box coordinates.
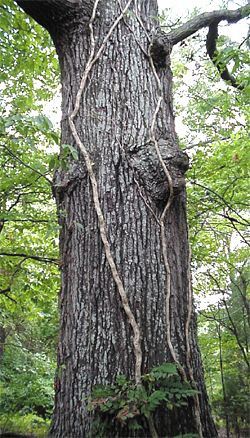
[14,0,249,436]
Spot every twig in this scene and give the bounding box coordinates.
[191,180,248,225]
[1,144,52,185]
[183,136,230,151]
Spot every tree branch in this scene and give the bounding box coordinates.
[190,180,249,225]
[206,23,243,90]
[151,5,249,87]
[0,287,11,295]
[1,144,52,186]
[1,218,50,224]
[15,0,84,31]
[0,252,59,265]
[0,286,17,303]
[167,6,250,46]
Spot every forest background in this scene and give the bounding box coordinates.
[0,0,249,436]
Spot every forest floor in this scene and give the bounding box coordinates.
[218,429,250,438]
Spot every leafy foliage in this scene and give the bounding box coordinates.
[0,1,59,432]
[89,363,198,436]
[0,339,55,417]
[0,1,58,111]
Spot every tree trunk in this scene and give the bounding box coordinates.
[15,0,217,436]
[0,325,6,362]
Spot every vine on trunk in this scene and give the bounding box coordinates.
[118,7,203,435]
[68,0,142,385]
[69,1,203,434]
[147,29,204,438]
[185,246,203,437]
[147,38,186,379]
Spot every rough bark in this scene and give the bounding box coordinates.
[15,0,218,436]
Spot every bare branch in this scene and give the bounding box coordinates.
[16,0,81,8]
[151,6,249,89]
[167,6,250,46]
[0,252,59,265]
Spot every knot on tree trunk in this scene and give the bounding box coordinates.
[129,138,189,205]
[150,32,173,69]
[52,162,87,204]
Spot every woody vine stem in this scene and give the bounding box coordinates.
[131,6,189,381]
[147,17,204,433]
[147,46,203,437]
[68,0,142,386]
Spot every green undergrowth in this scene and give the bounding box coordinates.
[0,413,49,436]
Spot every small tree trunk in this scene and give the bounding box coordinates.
[0,325,6,362]
[217,322,230,438]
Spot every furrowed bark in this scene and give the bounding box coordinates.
[68,0,143,386]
